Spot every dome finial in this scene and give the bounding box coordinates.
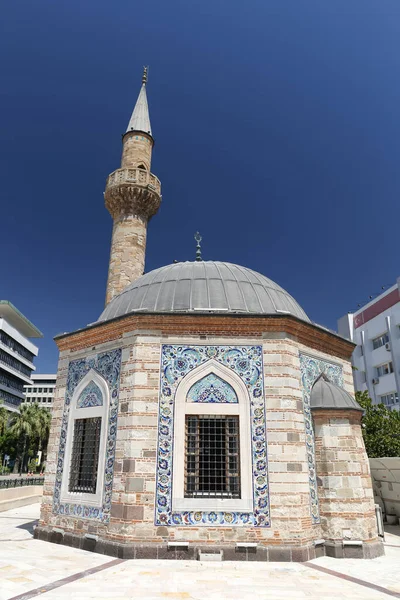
[194,231,202,262]
[142,66,148,85]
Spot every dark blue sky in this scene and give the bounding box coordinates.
[1,1,399,373]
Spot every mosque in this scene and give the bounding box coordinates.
[36,69,383,561]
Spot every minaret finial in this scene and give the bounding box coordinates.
[194,232,202,262]
[142,66,148,85]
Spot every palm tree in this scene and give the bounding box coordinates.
[9,404,39,474]
[0,400,10,471]
[29,403,51,460]
[0,400,8,437]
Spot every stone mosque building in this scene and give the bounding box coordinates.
[36,69,383,561]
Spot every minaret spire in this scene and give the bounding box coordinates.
[126,66,152,136]
[104,68,161,305]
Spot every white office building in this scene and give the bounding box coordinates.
[0,301,42,412]
[23,374,57,410]
[338,278,400,410]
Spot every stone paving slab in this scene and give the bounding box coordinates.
[1,503,400,600]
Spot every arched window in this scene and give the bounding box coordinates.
[60,370,109,507]
[136,163,146,170]
[172,360,252,512]
[186,373,240,499]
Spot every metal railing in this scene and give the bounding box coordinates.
[0,477,44,490]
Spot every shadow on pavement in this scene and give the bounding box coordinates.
[385,524,400,538]
[16,519,38,535]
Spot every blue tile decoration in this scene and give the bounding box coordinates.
[53,348,122,523]
[187,373,238,403]
[156,345,269,527]
[299,353,343,524]
[77,380,103,408]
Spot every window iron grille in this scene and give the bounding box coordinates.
[185,415,240,499]
[69,417,101,494]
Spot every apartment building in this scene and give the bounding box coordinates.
[0,301,42,412]
[338,279,400,410]
[23,373,56,409]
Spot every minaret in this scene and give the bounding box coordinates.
[104,67,161,305]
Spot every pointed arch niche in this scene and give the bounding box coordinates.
[60,369,110,508]
[172,360,252,512]
[299,352,344,525]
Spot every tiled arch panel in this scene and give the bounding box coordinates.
[156,345,270,527]
[53,348,122,522]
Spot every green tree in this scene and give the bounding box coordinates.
[0,400,10,472]
[28,403,51,460]
[10,404,50,473]
[356,391,400,458]
[0,401,8,437]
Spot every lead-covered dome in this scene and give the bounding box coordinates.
[98,261,309,323]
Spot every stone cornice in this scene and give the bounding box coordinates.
[55,313,355,360]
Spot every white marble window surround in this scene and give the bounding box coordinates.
[60,369,109,508]
[172,360,252,512]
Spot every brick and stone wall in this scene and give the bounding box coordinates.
[37,315,382,560]
[312,408,381,558]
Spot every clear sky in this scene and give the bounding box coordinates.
[1,1,399,373]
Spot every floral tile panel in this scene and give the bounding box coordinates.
[53,348,122,523]
[156,345,270,527]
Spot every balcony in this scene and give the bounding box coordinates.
[105,167,162,220]
[106,168,161,196]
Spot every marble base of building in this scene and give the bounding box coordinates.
[33,526,383,561]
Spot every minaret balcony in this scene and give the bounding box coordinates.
[104,167,161,220]
[106,167,161,196]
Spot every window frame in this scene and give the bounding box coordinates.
[380,391,399,406]
[372,333,390,350]
[172,360,252,513]
[376,362,394,378]
[185,414,241,499]
[60,369,109,508]
[69,416,102,493]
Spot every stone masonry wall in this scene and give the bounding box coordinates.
[39,349,69,529]
[40,324,371,556]
[105,215,147,305]
[40,332,343,548]
[262,337,322,547]
[121,132,153,171]
[313,408,378,544]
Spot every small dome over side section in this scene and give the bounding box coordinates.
[310,373,362,412]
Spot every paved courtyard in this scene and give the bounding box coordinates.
[1,503,400,600]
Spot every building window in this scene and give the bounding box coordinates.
[0,330,35,362]
[380,392,399,406]
[0,348,32,377]
[185,415,240,499]
[376,362,394,377]
[69,417,101,494]
[0,370,24,392]
[372,333,390,350]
